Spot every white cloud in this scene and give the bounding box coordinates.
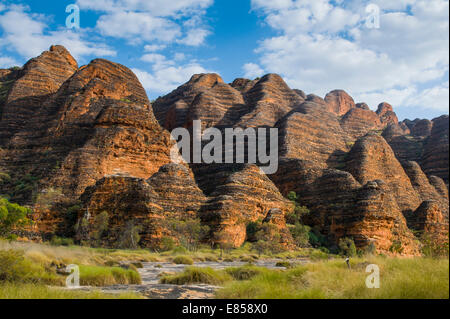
[136,51,211,94]
[76,0,212,17]
[133,62,210,95]
[96,11,181,43]
[249,0,449,115]
[174,53,186,61]
[77,0,213,46]
[0,5,115,61]
[243,63,265,78]
[405,82,449,112]
[176,28,210,46]
[144,44,167,52]
[141,53,173,65]
[0,55,17,68]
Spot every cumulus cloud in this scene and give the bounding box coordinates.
[77,0,213,46]
[133,62,210,95]
[144,44,167,52]
[0,55,17,68]
[135,51,212,94]
[243,63,265,78]
[249,0,449,115]
[177,28,210,46]
[0,5,115,61]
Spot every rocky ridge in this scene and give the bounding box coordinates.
[1,46,448,255]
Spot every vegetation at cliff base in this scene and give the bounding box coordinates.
[0,197,31,239]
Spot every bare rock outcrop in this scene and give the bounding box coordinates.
[147,163,207,216]
[200,164,294,248]
[77,176,164,248]
[340,108,383,139]
[345,133,421,213]
[422,115,449,183]
[405,200,448,244]
[324,90,356,116]
[376,102,399,125]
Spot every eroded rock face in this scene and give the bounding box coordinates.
[405,201,448,244]
[77,176,165,248]
[340,108,383,139]
[411,119,433,138]
[422,115,449,184]
[147,164,207,217]
[0,46,78,144]
[0,53,174,204]
[376,102,399,125]
[200,164,294,248]
[347,180,420,255]
[1,46,447,254]
[345,133,421,213]
[277,101,350,169]
[402,162,448,208]
[429,176,449,200]
[324,90,356,116]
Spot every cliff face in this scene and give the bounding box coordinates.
[0,50,174,204]
[1,46,448,254]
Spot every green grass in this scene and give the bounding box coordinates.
[0,247,142,288]
[216,257,449,299]
[225,265,270,280]
[0,283,141,299]
[160,267,232,285]
[0,249,64,285]
[172,255,194,265]
[160,265,271,285]
[79,265,141,286]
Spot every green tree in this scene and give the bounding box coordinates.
[287,191,297,202]
[164,218,210,251]
[118,220,142,249]
[339,237,357,257]
[92,211,109,241]
[0,197,31,237]
[289,222,311,247]
[285,191,310,225]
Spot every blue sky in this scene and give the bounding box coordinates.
[0,0,448,120]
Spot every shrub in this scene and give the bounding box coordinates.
[163,218,210,251]
[0,197,31,237]
[160,236,176,251]
[420,233,449,258]
[338,237,357,257]
[285,191,310,225]
[289,223,311,248]
[310,249,330,261]
[0,171,11,185]
[287,191,297,202]
[246,221,260,242]
[172,256,194,265]
[389,240,404,254]
[171,246,188,254]
[91,211,109,243]
[35,188,63,208]
[225,265,266,280]
[0,249,62,285]
[275,261,292,268]
[79,265,141,286]
[308,228,328,248]
[117,220,141,249]
[160,267,231,285]
[50,236,74,247]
